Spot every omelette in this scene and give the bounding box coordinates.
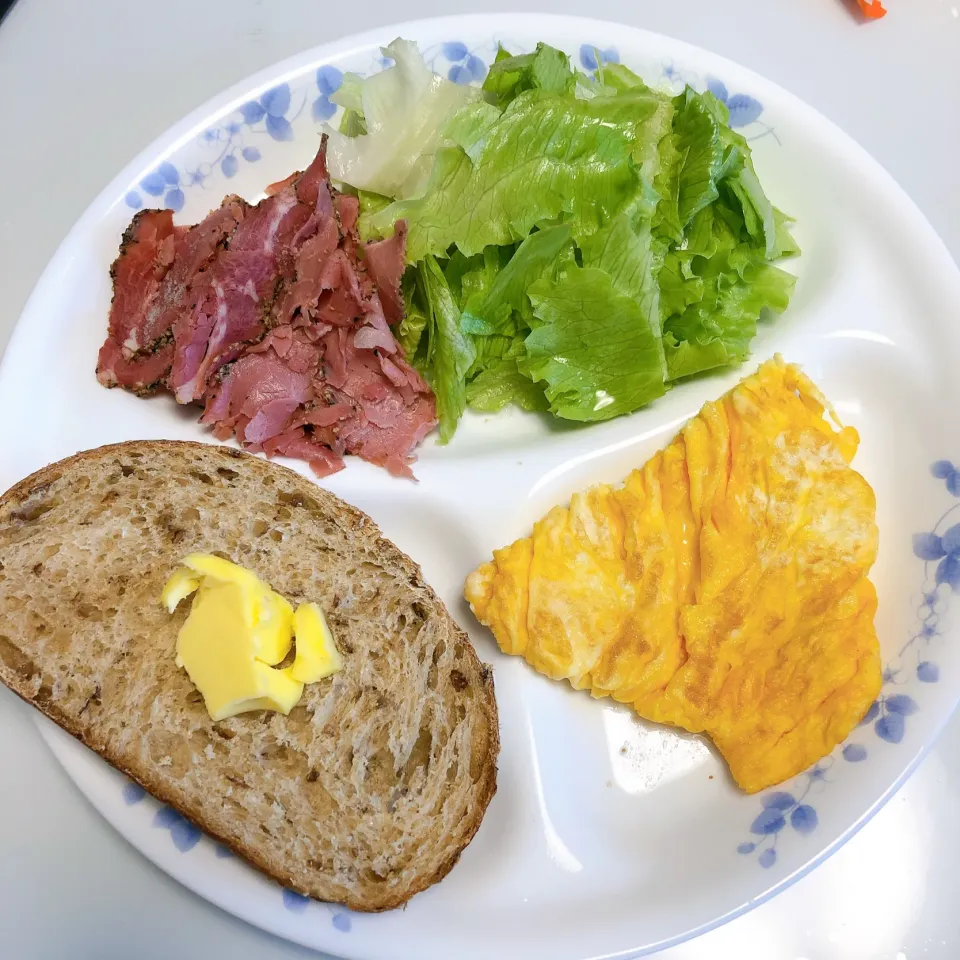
[465,357,881,794]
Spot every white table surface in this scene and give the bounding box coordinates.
[1,1,958,957]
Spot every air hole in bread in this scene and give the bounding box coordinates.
[427,663,438,690]
[12,498,59,523]
[432,641,446,665]
[252,519,268,537]
[262,743,290,763]
[183,507,200,523]
[277,490,321,514]
[275,506,292,521]
[0,634,38,680]
[306,769,319,783]
[76,602,101,621]
[469,748,484,783]
[364,746,398,792]
[190,471,214,486]
[403,729,432,784]
[120,464,135,477]
[269,530,283,543]
[213,724,237,740]
[217,467,239,480]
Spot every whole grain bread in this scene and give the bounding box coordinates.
[0,441,498,911]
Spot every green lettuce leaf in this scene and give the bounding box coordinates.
[344,43,800,438]
[338,105,367,137]
[445,246,510,306]
[369,90,660,260]
[482,42,575,108]
[654,89,725,242]
[599,62,646,92]
[771,207,800,258]
[324,38,480,199]
[461,224,573,334]
[420,256,476,441]
[579,213,667,379]
[396,269,428,361]
[661,239,796,381]
[441,100,503,161]
[466,359,548,413]
[522,267,667,421]
[331,72,365,114]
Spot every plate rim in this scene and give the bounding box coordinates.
[5,11,960,959]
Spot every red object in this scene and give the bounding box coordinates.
[98,138,437,479]
[857,0,887,18]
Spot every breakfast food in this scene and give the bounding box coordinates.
[162,554,344,721]
[0,441,498,909]
[97,142,436,479]
[465,357,880,793]
[98,41,799,475]
[327,40,799,439]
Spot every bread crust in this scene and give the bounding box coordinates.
[0,441,499,911]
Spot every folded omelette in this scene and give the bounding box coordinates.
[465,357,881,793]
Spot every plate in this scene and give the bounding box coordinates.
[2,13,960,960]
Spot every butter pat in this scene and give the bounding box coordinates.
[161,554,342,721]
[292,602,344,683]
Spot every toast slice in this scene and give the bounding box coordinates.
[0,441,498,911]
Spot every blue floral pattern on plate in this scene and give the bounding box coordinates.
[579,44,620,71]
[662,62,775,144]
[738,459,951,864]
[705,77,763,128]
[281,888,353,931]
[124,74,340,213]
[738,763,827,868]
[313,66,344,122]
[122,40,779,217]
[440,41,488,85]
[123,775,352,931]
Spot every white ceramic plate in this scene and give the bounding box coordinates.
[2,13,960,960]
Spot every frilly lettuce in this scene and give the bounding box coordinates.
[323,38,480,200]
[328,39,799,436]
